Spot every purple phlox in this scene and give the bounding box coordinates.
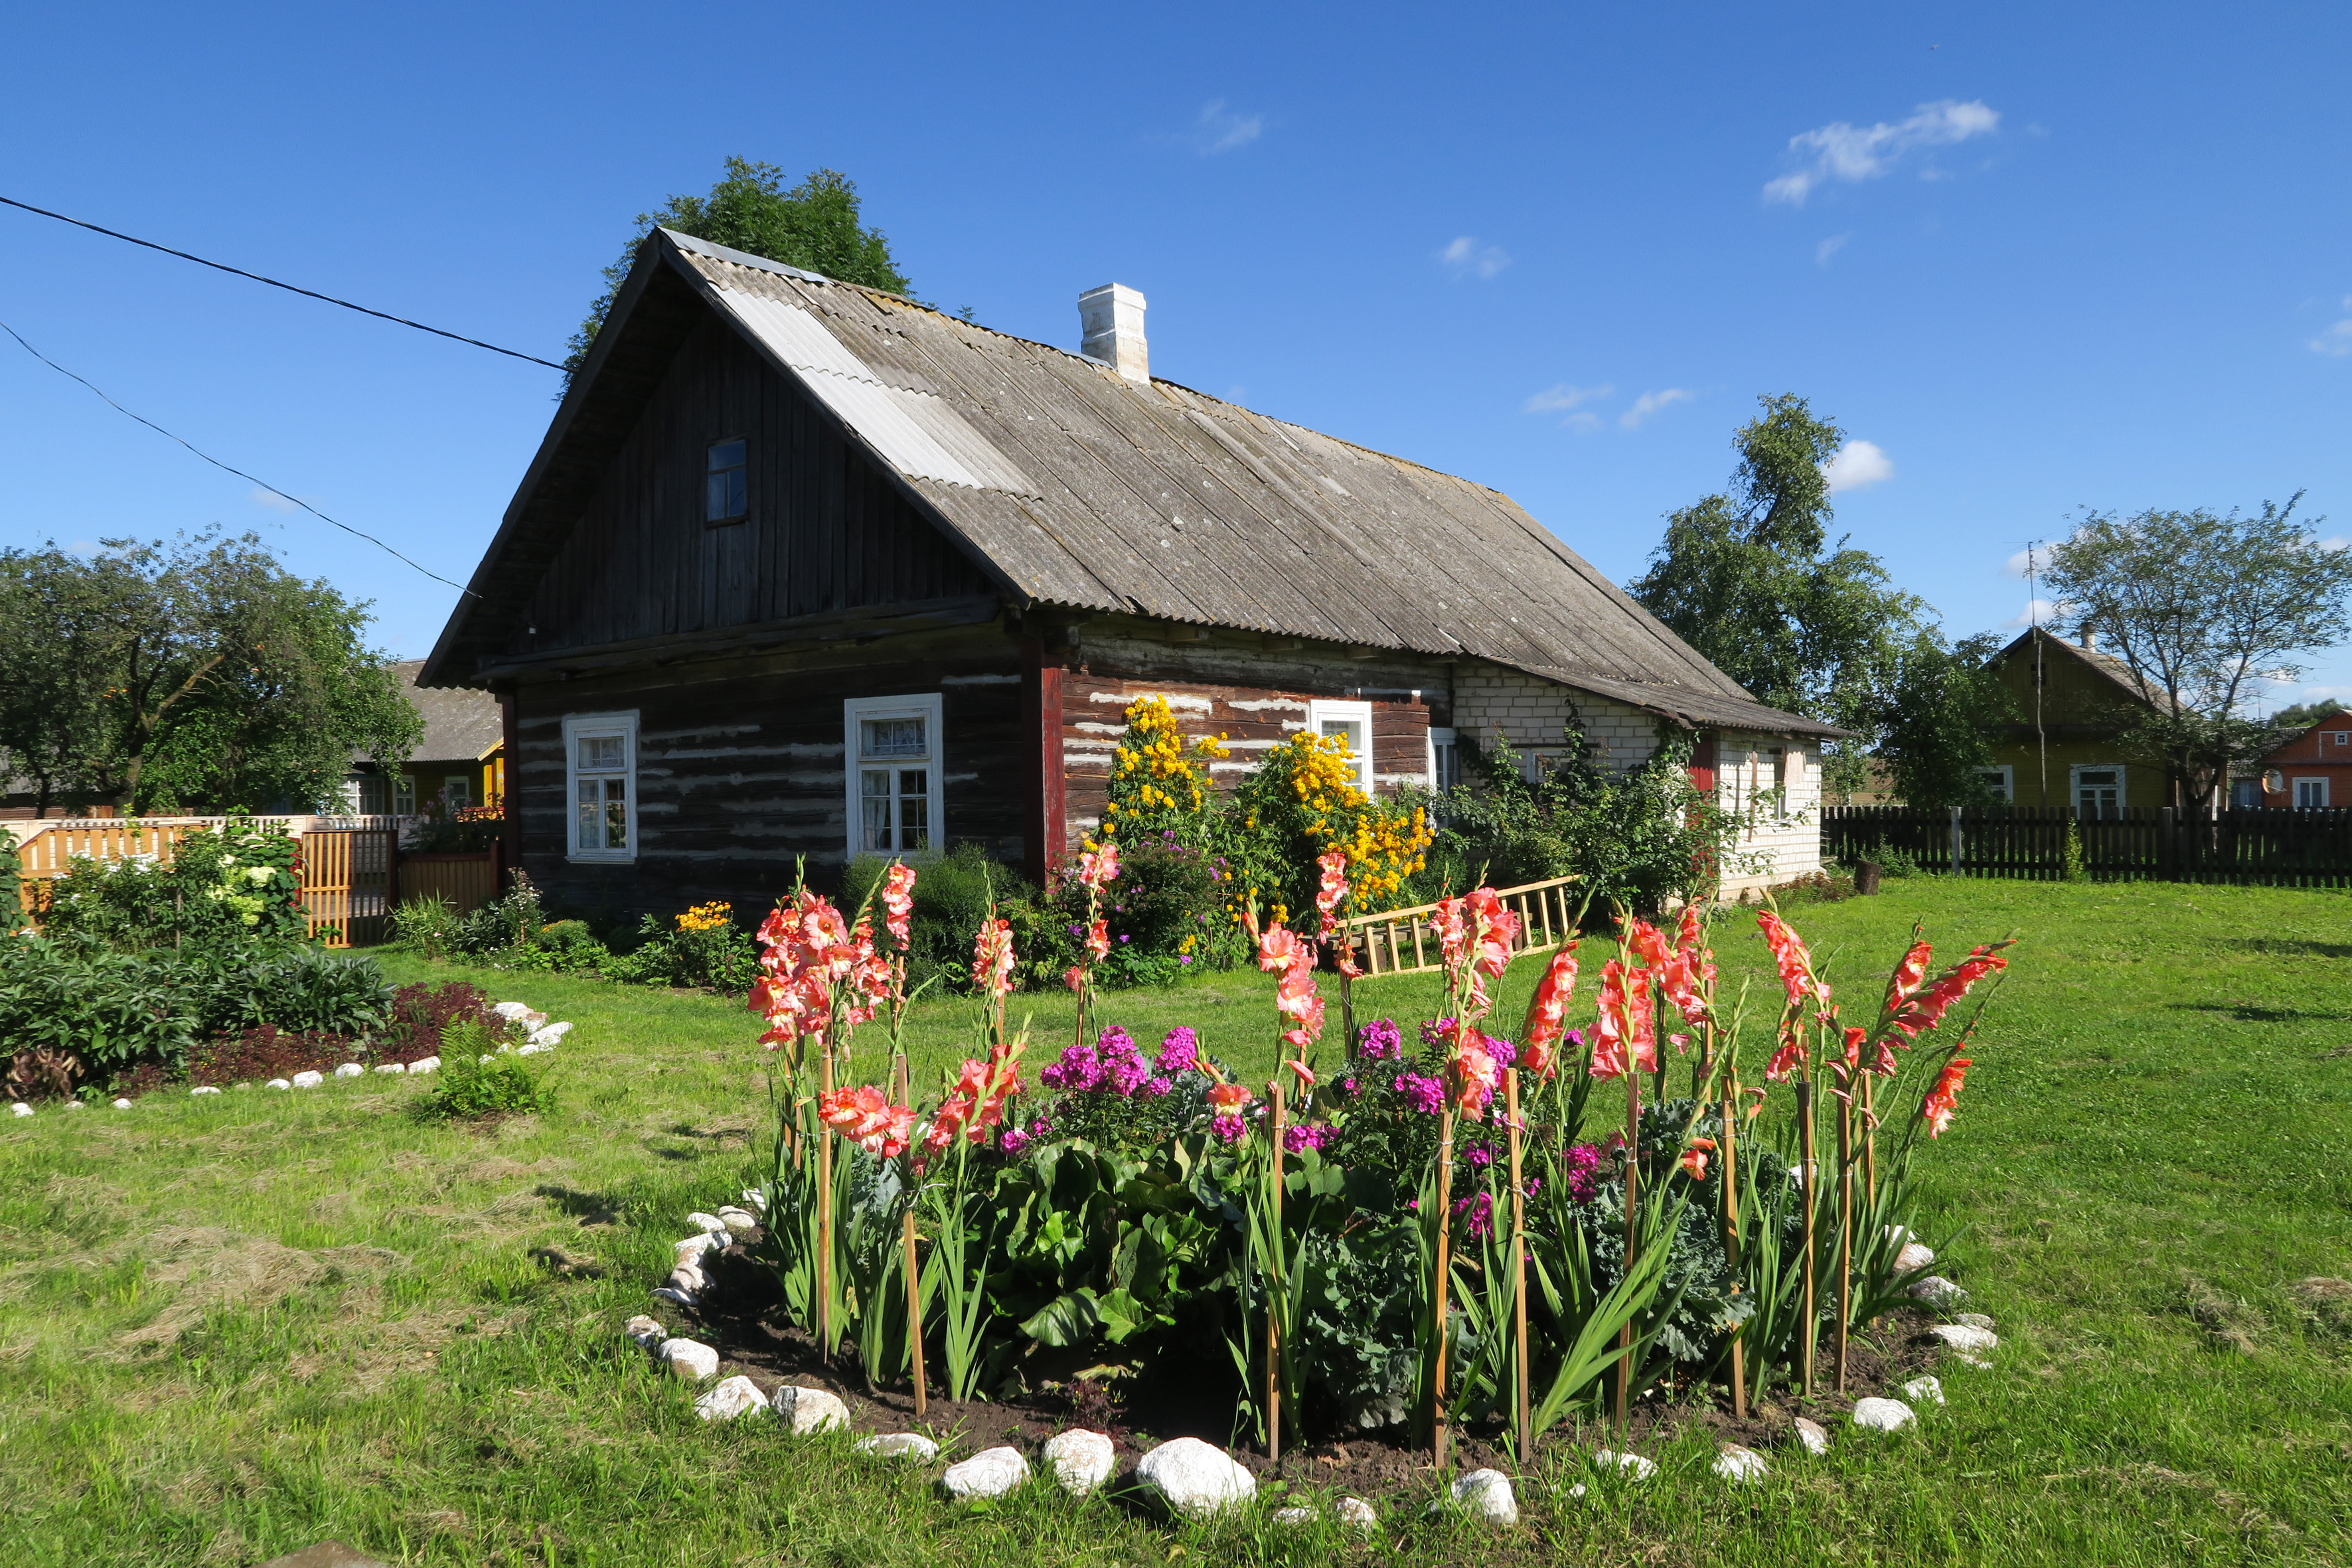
[1142,1075,1174,1097]
[1451,1190,1496,1241]
[1393,1071,1445,1117]
[1154,1026,1201,1076]
[1420,1018,1454,1052]
[1209,1113,1247,1144]
[1357,1018,1403,1060]
[1283,1121,1336,1154]
[1562,1141,1605,1204]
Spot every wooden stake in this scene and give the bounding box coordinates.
[1835,1081,1853,1392]
[895,1050,927,1420]
[817,1039,835,1359]
[1267,1079,1285,1464]
[1506,1067,1531,1461]
[1861,1070,1877,1207]
[1720,1065,1747,1421]
[1432,1099,1456,1470]
[1617,1067,1640,1433]
[1797,1076,1816,1397]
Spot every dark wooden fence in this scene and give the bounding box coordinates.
[1823,805,2352,887]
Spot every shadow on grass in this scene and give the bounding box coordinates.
[2169,1001,2352,1023]
[2228,937,2352,961]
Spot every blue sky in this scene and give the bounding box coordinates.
[4,3,2349,705]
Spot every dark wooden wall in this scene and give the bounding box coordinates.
[510,623,1025,923]
[510,315,993,657]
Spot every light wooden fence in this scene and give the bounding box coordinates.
[9,816,401,945]
[1339,873,1583,979]
[397,851,501,915]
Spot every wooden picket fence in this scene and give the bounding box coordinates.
[1339,873,1583,978]
[1823,805,2352,887]
[9,816,402,945]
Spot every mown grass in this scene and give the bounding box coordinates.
[3,878,2349,1565]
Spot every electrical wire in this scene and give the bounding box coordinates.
[0,315,479,598]
[0,194,564,370]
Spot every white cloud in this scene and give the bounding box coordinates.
[1816,232,1851,265]
[1764,99,2000,205]
[1822,439,1893,492]
[1190,100,1263,154]
[2319,535,2351,553]
[2312,298,2352,355]
[1524,382,1612,414]
[250,486,302,513]
[2003,597,2072,630]
[1620,388,1695,429]
[1439,236,1512,279]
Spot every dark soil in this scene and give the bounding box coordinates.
[648,1227,1952,1505]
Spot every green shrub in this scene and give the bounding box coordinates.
[39,821,305,949]
[415,1021,553,1119]
[844,843,1032,994]
[391,893,458,959]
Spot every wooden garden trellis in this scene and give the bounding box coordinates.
[1336,872,1581,977]
[9,815,400,945]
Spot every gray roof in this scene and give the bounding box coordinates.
[392,659,502,762]
[427,229,1836,739]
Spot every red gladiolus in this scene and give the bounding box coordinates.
[1624,916,1671,972]
[971,917,1016,1000]
[1843,1025,1865,1072]
[1763,1026,1806,1083]
[1087,917,1111,963]
[1757,909,1825,1008]
[1922,1057,1972,1137]
[1891,947,2009,1039]
[1591,960,1632,1079]
[1063,965,1085,994]
[1680,1136,1717,1180]
[1286,1058,1317,1090]
[1884,938,1931,1014]
[819,1084,915,1158]
[1626,965,1658,1075]
[1206,1081,1253,1113]
[882,863,916,947]
[1518,941,1579,1079]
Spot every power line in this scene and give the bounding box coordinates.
[0,194,564,370]
[0,315,479,599]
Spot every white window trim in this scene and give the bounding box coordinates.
[2293,775,2329,809]
[2069,761,2126,819]
[564,711,639,862]
[1978,763,2015,803]
[1308,698,1375,793]
[844,692,946,860]
[1425,726,1458,793]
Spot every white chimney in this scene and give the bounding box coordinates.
[1078,283,1148,382]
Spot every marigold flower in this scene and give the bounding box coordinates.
[1922,1057,1972,1137]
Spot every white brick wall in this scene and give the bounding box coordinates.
[1713,728,1823,897]
[1450,669,1660,772]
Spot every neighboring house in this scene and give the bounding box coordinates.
[346,660,505,818]
[1978,627,2172,814]
[419,228,1838,919]
[2242,710,2352,809]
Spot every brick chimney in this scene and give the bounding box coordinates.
[1079,283,1148,382]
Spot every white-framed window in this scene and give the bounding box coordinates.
[2334,732,2350,747]
[1308,698,1374,793]
[1978,764,2015,803]
[845,692,944,857]
[2294,776,2329,810]
[2071,763,2125,820]
[2231,778,2262,808]
[564,712,639,860]
[441,775,472,813]
[1427,726,1460,794]
[394,774,416,816]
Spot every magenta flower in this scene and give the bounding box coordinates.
[1154,1026,1200,1076]
[1356,1018,1403,1060]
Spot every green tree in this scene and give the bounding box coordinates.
[1630,394,1930,795]
[567,159,915,378]
[0,533,420,815]
[2042,495,2352,813]
[1872,630,2014,809]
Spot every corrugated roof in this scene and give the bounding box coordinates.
[391,660,503,761]
[426,229,1838,739]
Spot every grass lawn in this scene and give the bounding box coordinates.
[3,877,2350,1565]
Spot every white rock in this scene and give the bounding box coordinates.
[266,1079,293,1091]
[1563,1483,1589,1500]
[675,1234,721,1261]
[528,1022,572,1046]
[11,1102,32,1117]
[1443,1468,1518,1526]
[738,1188,767,1214]
[1909,1275,1967,1309]
[1041,1429,1115,1496]
[233,1082,251,1090]
[1851,1397,1915,1432]
[1955,1312,1996,1330]
[1336,1496,1379,1532]
[694,1374,769,1421]
[190,1086,222,1097]
[408,1056,439,1075]
[1904,1375,1946,1406]
[333,1063,364,1079]
[111,1097,133,1109]
[290,1071,323,1089]
[373,1062,405,1075]
[1930,1323,1999,1352]
[477,1055,496,1064]
[688,1212,729,1234]
[516,1043,548,1057]
[941,1445,1028,1500]
[623,1314,665,1348]
[492,1001,534,1020]
[1956,1353,1994,1370]
[1273,1507,1318,1527]
[651,1285,698,1310]
[668,1263,706,1294]
[1790,1417,1830,1456]
[1894,1241,1936,1273]
[65,1099,85,1111]
[714,1206,759,1233]
[1713,1446,1770,1482]
[657,1338,718,1381]
[771,1385,848,1434]
[1591,1449,1656,1482]
[854,1432,939,1461]
[1136,1436,1255,1519]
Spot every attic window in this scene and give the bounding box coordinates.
[706,438,747,524]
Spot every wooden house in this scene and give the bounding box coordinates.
[346,660,505,820]
[1978,627,2173,813]
[2242,709,2352,809]
[420,229,1837,919]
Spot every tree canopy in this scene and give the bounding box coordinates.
[2041,495,2352,811]
[566,159,915,379]
[0,533,420,815]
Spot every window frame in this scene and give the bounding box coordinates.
[843,692,946,860]
[704,435,749,526]
[2294,775,2329,810]
[1977,763,2015,803]
[392,773,416,817]
[1425,726,1459,795]
[2069,761,2126,821]
[564,711,640,863]
[1307,698,1375,794]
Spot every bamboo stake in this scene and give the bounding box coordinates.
[895,1049,927,1420]
[1797,1075,1816,1397]
[1506,1067,1531,1461]
[1267,1079,1285,1464]
[1432,1098,1456,1470]
[1617,1067,1640,1433]
[1835,1081,1853,1392]
[1721,1063,1747,1420]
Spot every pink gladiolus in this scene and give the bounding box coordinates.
[1518,941,1579,1079]
[819,1084,915,1158]
[1922,1057,1971,1137]
[882,863,916,947]
[971,917,1016,1000]
[1315,850,1350,939]
[1757,909,1825,1009]
[1063,965,1085,994]
[1077,842,1121,891]
[1087,917,1111,963]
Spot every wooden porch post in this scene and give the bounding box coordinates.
[1022,636,1066,887]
